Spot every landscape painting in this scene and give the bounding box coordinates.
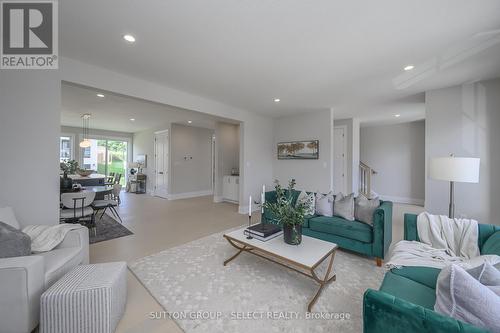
[277,140,319,160]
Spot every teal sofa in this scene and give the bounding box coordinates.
[263,190,393,266]
[363,213,500,333]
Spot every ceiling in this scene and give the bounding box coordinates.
[61,82,237,133]
[61,0,500,120]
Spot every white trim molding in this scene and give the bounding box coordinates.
[213,195,224,203]
[379,195,424,206]
[167,190,213,200]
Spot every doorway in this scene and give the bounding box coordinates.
[333,126,347,193]
[154,130,169,198]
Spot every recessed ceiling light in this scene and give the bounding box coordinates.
[395,114,401,118]
[188,120,193,124]
[129,118,135,121]
[96,93,105,98]
[274,98,280,103]
[403,65,414,71]
[123,34,136,43]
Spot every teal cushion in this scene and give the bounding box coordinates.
[309,216,373,243]
[379,271,436,309]
[390,266,441,289]
[482,231,500,255]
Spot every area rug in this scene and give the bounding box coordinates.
[129,229,385,333]
[89,214,133,244]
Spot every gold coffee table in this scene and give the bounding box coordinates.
[223,227,338,312]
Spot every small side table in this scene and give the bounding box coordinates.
[129,174,147,194]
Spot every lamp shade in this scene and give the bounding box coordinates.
[429,157,480,183]
[79,139,91,148]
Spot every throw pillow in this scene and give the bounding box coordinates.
[354,195,380,225]
[482,231,500,256]
[297,191,315,216]
[0,221,31,258]
[435,263,500,332]
[333,192,355,221]
[466,262,500,296]
[0,206,20,229]
[315,192,334,217]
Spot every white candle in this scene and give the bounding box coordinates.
[249,196,252,216]
[261,185,265,213]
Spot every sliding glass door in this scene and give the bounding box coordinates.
[82,139,128,185]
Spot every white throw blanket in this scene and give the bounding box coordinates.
[386,240,500,269]
[22,224,82,253]
[386,212,486,269]
[417,212,479,259]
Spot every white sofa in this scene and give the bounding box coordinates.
[0,208,89,333]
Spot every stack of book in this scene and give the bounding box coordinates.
[244,223,283,241]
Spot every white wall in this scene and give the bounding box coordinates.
[61,57,274,213]
[214,122,240,201]
[360,120,425,205]
[273,110,334,193]
[425,79,500,224]
[170,124,214,195]
[0,71,61,225]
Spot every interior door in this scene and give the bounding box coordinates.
[334,126,347,193]
[154,131,169,198]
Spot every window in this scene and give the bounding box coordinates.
[83,147,91,158]
[81,139,128,185]
[60,136,72,162]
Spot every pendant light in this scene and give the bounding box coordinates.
[79,114,92,148]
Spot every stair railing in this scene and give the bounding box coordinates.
[359,162,377,197]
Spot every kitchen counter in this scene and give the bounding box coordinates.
[223,175,239,202]
[67,173,106,186]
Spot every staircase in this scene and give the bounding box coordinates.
[359,162,377,198]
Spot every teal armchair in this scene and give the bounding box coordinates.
[363,213,500,333]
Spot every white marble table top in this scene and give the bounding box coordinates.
[224,226,338,269]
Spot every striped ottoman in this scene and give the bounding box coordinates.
[40,262,127,333]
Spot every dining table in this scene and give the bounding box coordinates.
[61,185,113,200]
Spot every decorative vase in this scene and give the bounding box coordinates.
[283,223,302,245]
[60,174,73,189]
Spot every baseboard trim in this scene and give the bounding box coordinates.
[168,190,214,200]
[213,195,224,203]
[379,195,424,206]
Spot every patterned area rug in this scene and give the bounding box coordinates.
[89,214,133,244]
[129,229,385,332]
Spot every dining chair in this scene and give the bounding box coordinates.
[114,173,122,185]
[60,191,97,233]
[105,172,115,184]
[92,184,123,223]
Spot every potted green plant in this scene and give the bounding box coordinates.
[60,160,79,189]
[60,160,79,175]
[263,179,306,245]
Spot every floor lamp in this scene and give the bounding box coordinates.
[429,156,480,219]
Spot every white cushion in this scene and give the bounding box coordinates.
[296,191,315,216]
[333,192,355,221]
[0,206,20,229]
[60,207,94,218]
[315,192,334,217]
[435,263,500,332]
